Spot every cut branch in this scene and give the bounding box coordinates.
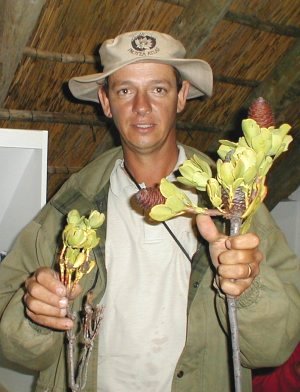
[214,75,259,88]
[243,40,300,112]
[47,166,82,175]
[0,108,108,126]
[24,47,98,64]
[0,108,222,133]
[225,11,300,37]
[157,0,188,6]
[23,49,260,90]
[169,0,234,54]
[0,0,46,105]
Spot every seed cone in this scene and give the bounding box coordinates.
[248,97,275,128]
[135,187,166,210]
[222,187,247,218]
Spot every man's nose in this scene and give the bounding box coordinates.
[132,91,152,116]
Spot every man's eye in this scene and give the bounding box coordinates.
[154,87,167,95]
[118,88,129,96]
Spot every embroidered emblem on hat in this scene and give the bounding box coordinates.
[131,33,156,51]
[128,33,160,57]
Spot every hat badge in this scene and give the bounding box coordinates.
[131,33,157,52]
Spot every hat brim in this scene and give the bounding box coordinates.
[68,57,213,102]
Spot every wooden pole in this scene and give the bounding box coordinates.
[24,47,98,64]
[47,165,82,174]
[225,11,300,37]
[0,108,107,126]
[0,108,223,133]
[0,0,46,105]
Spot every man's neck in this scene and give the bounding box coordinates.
[123,146,179,187]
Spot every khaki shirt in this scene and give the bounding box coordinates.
[0,145,300,392]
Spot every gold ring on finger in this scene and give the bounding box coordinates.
[247,263,253,278]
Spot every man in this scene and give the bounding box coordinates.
[0,31,299,392]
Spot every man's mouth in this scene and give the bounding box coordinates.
[135,123,155,129]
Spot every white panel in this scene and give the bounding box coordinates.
[0,357,36,392]
[0,128,48,392]
[271,186,300,257]
[0,128,48,252]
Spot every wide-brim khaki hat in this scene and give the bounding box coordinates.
[69,30,213,102]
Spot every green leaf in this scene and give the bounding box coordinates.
[217,161,235,186]
[273,135,293,159]
[207,178,223,209]
[177,176,196,187]
[278,123,292,138]
[83,230,100,250]
[233,159,243,179]
[251,133,272,155]
[88,210,105,229]
[160,178,182,198]
[193,171,210,191]
[242,118,260,146]
[149,205,180,221]
[191,155,212,176]
[237,137,248,148]
[258,156,273,176]
[217,144,234,160]
[165,195,186,213]
[67,209,81,225]
[232,177,244,191]
[66,228,87,248]
[73,252,86,268]
[242,165,257,184]
[179,164,197,183]
[65,247,80,264]
[218,139,238,148]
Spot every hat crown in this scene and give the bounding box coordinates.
[69,30,213,103]
[99,31,186,71]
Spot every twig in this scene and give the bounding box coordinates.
[66,308,78,391]
[66,293,104,392]
[227,216,243,392]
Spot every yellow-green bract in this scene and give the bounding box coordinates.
[149,118,293,231]
[59,209,105,290]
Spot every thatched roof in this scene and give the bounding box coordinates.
[1,0,299,208]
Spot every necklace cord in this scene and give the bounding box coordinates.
[124,163,193,263]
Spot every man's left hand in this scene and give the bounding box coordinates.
[196,214,263,297]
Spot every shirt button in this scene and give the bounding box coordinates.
[193,281,199,288]
[177,370,184,378]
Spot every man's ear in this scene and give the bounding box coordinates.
[98,87,112,118]
[177,80,190,113]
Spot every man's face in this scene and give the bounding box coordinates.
[98,63,190,156]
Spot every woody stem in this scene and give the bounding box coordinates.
[227,215,243,392]
[66,306,78,392]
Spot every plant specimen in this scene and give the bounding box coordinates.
[136,97,293,392]
[58,209,105,392]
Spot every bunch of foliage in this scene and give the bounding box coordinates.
[58,209,105,392]
[148,98,292,233]
[59,209,105,292]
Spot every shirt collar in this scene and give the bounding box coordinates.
[110,145,187,197]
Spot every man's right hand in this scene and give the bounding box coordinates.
[24,267,81,331]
